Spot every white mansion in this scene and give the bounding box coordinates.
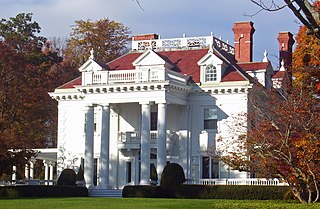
[37,21,294,189]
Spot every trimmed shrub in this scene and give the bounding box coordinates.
[0,188,19,199]
[160,163,185,190]
[174,185,291,200]
[122,185,168,198]
[0,185,88,198]
[57,168,77,186]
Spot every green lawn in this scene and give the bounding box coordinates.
[0,198,319,209]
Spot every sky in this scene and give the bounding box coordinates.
[1,0,301,68]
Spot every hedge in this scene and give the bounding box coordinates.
[0,185,88,198]
[122,185,169,198]
[123,185,291,200]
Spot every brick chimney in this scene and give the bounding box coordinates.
[132,33,159,41]
[277,32,295,69]
[232,21,255,63]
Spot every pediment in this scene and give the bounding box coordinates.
[133,49,171,67]
[79,59,106,72]
[197,52,223,66]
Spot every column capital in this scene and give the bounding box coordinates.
[139,101,152,105]
[83,104,94,111]
[155,100,167,105]
[99,103,110,107]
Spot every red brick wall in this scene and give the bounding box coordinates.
[232,21,255,63]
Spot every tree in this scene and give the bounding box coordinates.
[217,84,320,204]
[0,13,78,177]
[292,25,320,95]
[249,0,320,39]
[64,18,130,66]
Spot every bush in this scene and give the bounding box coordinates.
[57,168,77,186]
[174,185,291,200]
[160,163,185,190]
[122,185,291,200]
[0,185,88,198]
[122,185,168,198]
[0,188,19,199]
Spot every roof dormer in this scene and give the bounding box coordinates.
[197,50,224,84]
[132,48,174,71]
[79,49,109,85]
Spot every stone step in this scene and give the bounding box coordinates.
[88,189,123,197]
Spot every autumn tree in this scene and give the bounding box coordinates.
[217,84,320,204]
[0,13,78,177]
[292,25,320,95]
[249,0,320,39]
[64,18,130,66]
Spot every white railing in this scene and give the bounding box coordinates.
[185,178,287,186]
[83,68,189,86]
[118,131,158,143]
[0,180,56,186]
[132,35,235,55]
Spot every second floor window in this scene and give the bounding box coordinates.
[204,108,217,130]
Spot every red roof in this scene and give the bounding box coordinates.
[272,70,286,79]
[58,48,251,89]
[238,62,269,71]
[221,67,247,82]
[57,77,82,89]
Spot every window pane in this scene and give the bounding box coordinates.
[204,108,217,119]
[205,64,217,82]
[204,119,217,129]
[202,157,209,178]
[204,108,218,129]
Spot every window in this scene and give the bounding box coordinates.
[150,112,157,131]
[204,108,217,129]
[205,64,217,82]
[126,162,132,183]
[202,156,219,179]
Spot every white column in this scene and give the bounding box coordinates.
[12,166,17,181]
[209,157,212,179]
[157,103,167,183]
[29,157,35,180]
[98,104,110,188]
[84,105,95,188]
[25,163,29,180]
[44,160,49,185]
[140,102,150,185]
[49,162,54,185]
[134,155,140,185]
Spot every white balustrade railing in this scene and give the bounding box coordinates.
[0,180,56,186]
[185,178,287,186]
[84,68,188,85]
[118,131,158,143]
[132,35,235,55]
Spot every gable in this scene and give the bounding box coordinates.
[133,49,168,67]
[79,59,107,72]
[197,52,223,66]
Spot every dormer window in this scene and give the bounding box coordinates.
[205,64,217,82]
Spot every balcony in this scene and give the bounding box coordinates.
[118,131,157,143]
[117,130,178,151]
[82,68,189,86]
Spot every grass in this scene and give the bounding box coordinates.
[0,198,319,209]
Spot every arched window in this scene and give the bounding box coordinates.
[205,64,217,82]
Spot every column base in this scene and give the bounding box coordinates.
[96,184,112,189]
[139,180,150,185]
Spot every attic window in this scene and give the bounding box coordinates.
[205,64,217,82]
